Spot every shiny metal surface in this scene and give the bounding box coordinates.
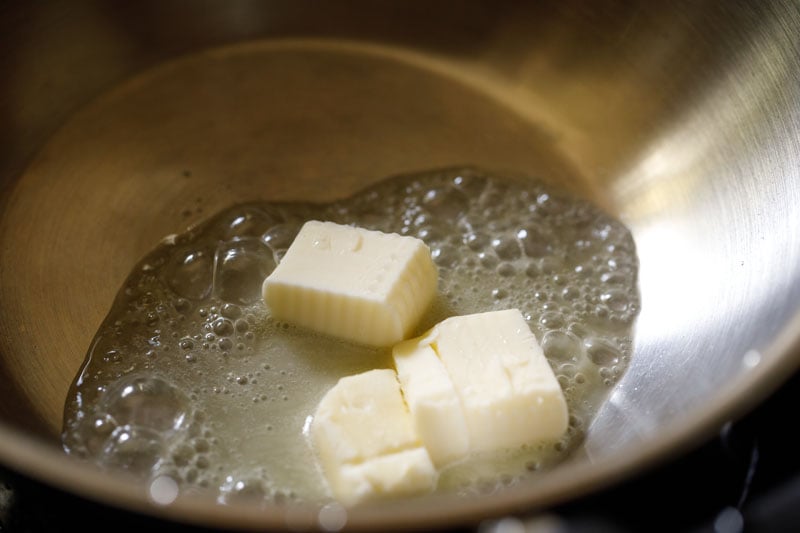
[1,1,799,529]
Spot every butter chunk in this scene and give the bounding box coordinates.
[311,369,436,505]
[398,309,567,457]
[392,337,470,467]
[262,221,438,346]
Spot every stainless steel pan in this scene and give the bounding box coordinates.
[1,1,799,529]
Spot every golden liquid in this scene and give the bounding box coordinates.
[63,167,639,504]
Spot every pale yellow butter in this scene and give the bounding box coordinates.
[262,221,438,346]
[394,309,568,461]
[311,369,437,505]
[392,337,470,467]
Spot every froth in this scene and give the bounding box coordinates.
[62,167,640,504]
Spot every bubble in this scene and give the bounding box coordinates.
[539,256,562,274]
[220,303,242,319]
[422,186,468,220]
[491,288,508,300]
[100,425,163,471]
[416,226,441,241]
[564,244,594,269]
[491,236,521,261]
[102,375,190,434]
[451,171,488,196]
[538,312,565,330]
[174,298,191,314]
[212,318,234,337]
[261,223,300,251]
[103,350,122,363]
[171,442,196,467]
[557,363,578,381]
[479,181,509,209]
[217,337,233,351]
[179,338,194,351]
[218,472,271,505]
[541,331,583,362]
[600,289,630,312]
[561,286,581,300]
[590,222,613,242]
[567,322,591,339]
[432,245,459,268]
[92,414,116,437]
[533,191,565,216]
[80,414,119,455]
[464,231,489,251]
[216,206,282,241]
[517,227,552,258]
[164,247,214,300]
[192,438,210,454]
[583,337,621,366]
[478,252,498,269]
[496,263,516,277]
[214,239,275,304]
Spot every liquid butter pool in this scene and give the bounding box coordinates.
[62,167,639,505]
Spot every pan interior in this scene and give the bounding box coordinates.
[0,41,591,438]
[1,1,800,526]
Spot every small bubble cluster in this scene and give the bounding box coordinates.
[62,167,639,503]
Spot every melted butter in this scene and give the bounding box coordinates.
[62,167,639,504]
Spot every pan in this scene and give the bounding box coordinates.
[1,1,799,529]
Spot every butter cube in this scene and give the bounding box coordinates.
[395,309,567,457]
[262,221,438,346]
[392,337,470,467]
[311,369,437,505]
